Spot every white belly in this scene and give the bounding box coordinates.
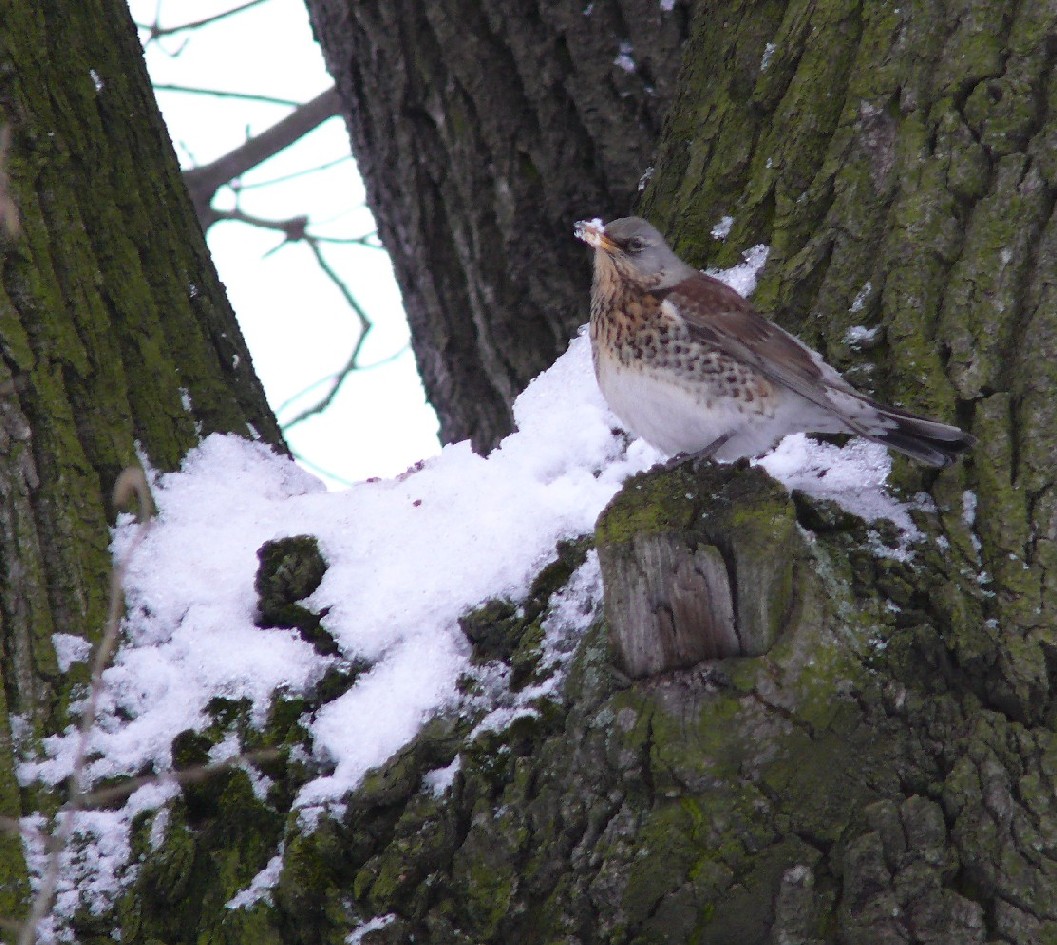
[595,355,753,457]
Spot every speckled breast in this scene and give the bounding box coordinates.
[589,281,771,409]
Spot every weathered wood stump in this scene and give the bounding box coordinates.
[596,461,806,678]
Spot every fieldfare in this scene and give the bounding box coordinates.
[575,216,974,467]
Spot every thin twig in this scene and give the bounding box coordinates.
[137,0,270,40]
[183,87,342,229]
[201,207,385,429]
[280,242,375,431]
[213,208,310,243]
[280,349,359,431]
[18,469,153,945]
[77,749,282,810]
[234,155,354,190]
[153,84,302,107]
[0,124,19,239]
[307,241,371,346]
[275,344,410,420]
[309,233,384,248]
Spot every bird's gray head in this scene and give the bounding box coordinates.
[575,216,698,290]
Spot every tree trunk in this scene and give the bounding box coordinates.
[0,0,282,920]
[626,1,1057,938]
[283,1,1057,943]
[13,0,1053,943]
[306,0,693,451]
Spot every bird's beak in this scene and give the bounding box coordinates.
[574,218,618,252]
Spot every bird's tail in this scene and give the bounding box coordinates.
[856,400,975,468]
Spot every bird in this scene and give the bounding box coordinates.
[574,216,975,467]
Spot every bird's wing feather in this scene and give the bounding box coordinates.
[663,273,860,414]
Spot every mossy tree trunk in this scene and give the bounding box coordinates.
[628,1,1057,938]
[291,1,1057,943]
[0,0,282,921]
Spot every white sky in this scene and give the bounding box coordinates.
[126,0,442,488]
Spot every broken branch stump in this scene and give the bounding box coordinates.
[596,462,806,678]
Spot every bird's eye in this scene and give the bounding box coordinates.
[625,236,647,253]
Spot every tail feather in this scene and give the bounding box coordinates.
[862,402,975,468]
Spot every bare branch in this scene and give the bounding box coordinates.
[287,451,357,489]
[310,232,384,248]
[154,83,302,107]
[212,207,311,243]
[276,344,410,419]
[19,468,154,945]
[183,86,342,230]
[137,0,271,40]
[77,749,282,810]
[307,240,371,344]
[193,205,385,430]
[273,241,375,431]
[281,350,361,432]
[207,209,378,252]
[0,125,19,239]
[235,155,354,190]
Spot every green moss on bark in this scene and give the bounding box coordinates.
[0,0,287,927]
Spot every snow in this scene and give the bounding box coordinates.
[348,914,396,944]
[757,434,923,550]
[845,324,879,347]
[963,489,982,554]
[21,781,176,940]
[51,634,91,673]
[711,215,734,240]
[18,228,930,934]
[468,552,603,739]
[849,281,872,314]
[227,850,284,910]
[614,41,636,73]
[422,755,461,798]
[19,323,658,932]
[706,243,770,297]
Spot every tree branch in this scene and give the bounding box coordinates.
[0,125,18,239]
[183,86,342,230]
[196,205,386,431]
[137,0,271,40]
[154,83,302,107]
[236,154,354,190]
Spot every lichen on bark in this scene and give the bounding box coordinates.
[126,461,1002,945]
[230,1,1057,941]
[0,0,284,928]
[7,0,1057,941]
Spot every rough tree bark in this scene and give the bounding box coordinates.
[306,0,693,451]
[274,1,1054,943]
[0,0,282,923]
[5,0,1052,943]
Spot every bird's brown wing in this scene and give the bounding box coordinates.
[662,272,857,411]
